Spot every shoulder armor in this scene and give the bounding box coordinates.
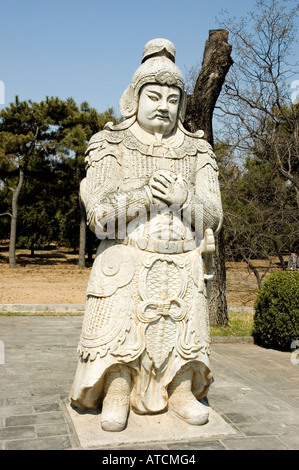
[85,129,124,168]
[196,152,219,171]
[178,122,214,154]
[181,134,218,171]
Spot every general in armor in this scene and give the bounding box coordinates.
[69,38,223,432]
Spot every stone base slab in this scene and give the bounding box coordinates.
[66,401,237,449]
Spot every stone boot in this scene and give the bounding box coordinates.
[101,365,131,432]
[168,368,209,425]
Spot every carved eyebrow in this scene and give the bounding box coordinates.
[146,89,162,97]
[146,89,180,98]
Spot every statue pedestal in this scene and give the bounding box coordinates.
[65,400,237,449]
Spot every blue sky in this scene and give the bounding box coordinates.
[1,0,298,116]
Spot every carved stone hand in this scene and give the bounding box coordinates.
[149,169,188,207]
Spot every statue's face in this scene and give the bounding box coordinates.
[137,84,180,136]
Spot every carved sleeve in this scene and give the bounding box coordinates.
[183,153,223,235]
[85,154,152,237]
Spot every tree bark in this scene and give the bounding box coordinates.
[206,226,228,325]
[86,228,95,263]
[9,167,24,268]
[184,29,233,146]
[184,29,233,326]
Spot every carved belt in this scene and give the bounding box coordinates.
[124,236,195,253]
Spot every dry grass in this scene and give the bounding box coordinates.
[0,242,284,307]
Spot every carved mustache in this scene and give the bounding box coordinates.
[146,112,171,121]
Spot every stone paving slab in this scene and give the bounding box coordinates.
[0,315,298,451]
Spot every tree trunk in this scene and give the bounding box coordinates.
[184,29,233,326]
[86,228,95,263]
[78,193,86,268]
[209,227,228,325]
[184,29,233,146]
[9,167,24,268]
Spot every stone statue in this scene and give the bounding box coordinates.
[69,38,223,432]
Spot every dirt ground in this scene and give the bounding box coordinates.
[0,244,282,306]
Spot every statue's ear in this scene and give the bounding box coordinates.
[119,85,138,118]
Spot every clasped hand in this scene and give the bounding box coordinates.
[149,169,188,207]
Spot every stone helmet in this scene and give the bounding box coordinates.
[119,38,187,122]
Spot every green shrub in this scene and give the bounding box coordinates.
[253,271,299,351]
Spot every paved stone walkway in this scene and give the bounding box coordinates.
[0,316,298,450]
